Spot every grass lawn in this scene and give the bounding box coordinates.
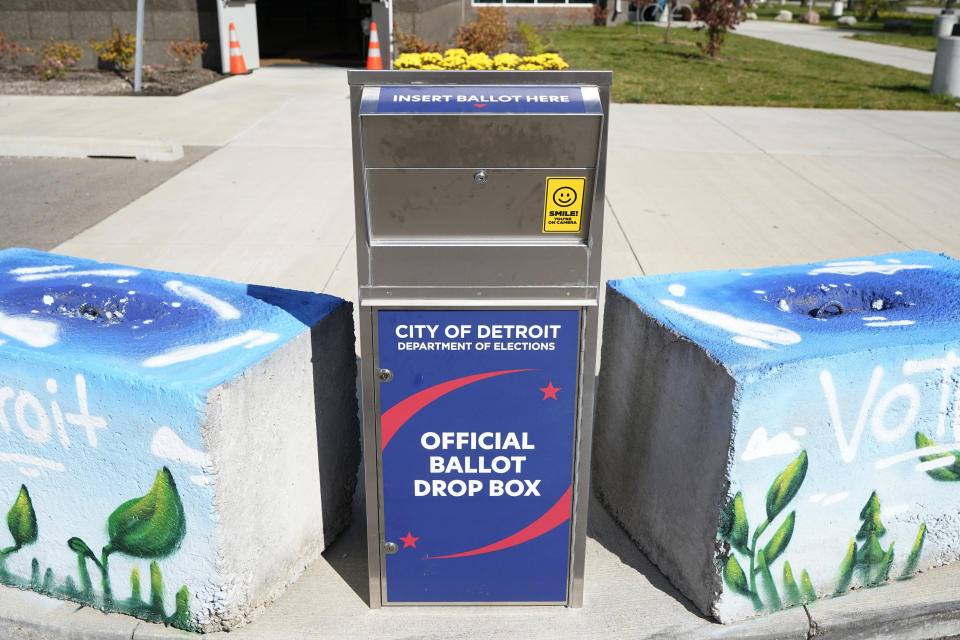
[846,31,938,50]
[544,23,956,109]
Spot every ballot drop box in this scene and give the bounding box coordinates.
[348,70,611,607]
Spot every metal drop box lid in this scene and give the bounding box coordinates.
[350,70,612,305]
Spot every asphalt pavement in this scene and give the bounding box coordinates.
[0,148,214,251]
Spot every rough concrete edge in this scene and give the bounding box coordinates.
[0,136,184,161]
[592,285,735,621]
[199,331,324,633]
[196,301,360,634]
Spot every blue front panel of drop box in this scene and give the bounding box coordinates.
[378,309,580,603]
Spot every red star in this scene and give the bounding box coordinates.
[399,531,419,549]
[539,381,561,400]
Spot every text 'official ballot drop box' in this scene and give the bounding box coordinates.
[348,70,611,608]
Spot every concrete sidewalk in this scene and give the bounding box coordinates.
[2,65,960,638]
[736,20,936,73]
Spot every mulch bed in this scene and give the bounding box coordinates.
[0,67,224,97]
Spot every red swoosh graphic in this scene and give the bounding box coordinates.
[429,486,572,559]
[380,369,532,450]
[473,103,487,108]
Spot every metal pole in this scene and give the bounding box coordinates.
[134,0,145,93]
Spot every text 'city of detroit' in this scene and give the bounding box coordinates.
[395,324,562,340]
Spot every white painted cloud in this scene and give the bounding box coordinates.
[742,427,802,461]
[732,336,772,350]
[0,451,65,472]
[18,467,40,478]
[823,492,849,505]
[142,330,265,367]
[809,493,825,503]
[0,312,58,348]
[150,427,211,468]
[668,284,686,297]
[190,475,213,486]
[866,320,915,328]
[660,299,801,350]
[808,262,931,276]
[16,268,140,282]
[244,332,279,348]
[164,280,241,320]
[10,265,72,275]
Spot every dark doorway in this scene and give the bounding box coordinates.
[257,0,367,65]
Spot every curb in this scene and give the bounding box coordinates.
[0,136,184,162]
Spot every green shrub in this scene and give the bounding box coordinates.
[167,38,207,68]
[0,33,31,65]
[456,7,510,54]
[33,37,82,80]
[517,22,547,56]
[394,26,440,53]
[89,28,137,72]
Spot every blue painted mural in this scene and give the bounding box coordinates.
[0,248,345,630]
[611,251,960,620]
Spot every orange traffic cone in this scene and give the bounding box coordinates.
[228,22,249,75]
[366,21,383,70]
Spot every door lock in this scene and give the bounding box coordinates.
[378,368,393,382]
[384,541,399,555]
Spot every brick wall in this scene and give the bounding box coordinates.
[0,0,220,70]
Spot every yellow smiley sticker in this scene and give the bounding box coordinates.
[543,177,586,233]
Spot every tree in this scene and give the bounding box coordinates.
[697,0,745,58]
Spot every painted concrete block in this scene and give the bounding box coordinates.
[594,251,960,622]
[0,248,360,632]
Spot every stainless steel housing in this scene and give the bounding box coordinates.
[349,69,611,608]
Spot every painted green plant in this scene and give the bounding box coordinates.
[1,485,38,569]
[51,467,194,630]
[68,467,186,604]
[914,432,960,481]
[836,491,926,593]
[719,450,815,611]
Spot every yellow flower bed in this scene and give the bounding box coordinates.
[394,51,569,71]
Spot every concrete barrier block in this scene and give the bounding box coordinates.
[0,248,360,632]
[594,251,960,622]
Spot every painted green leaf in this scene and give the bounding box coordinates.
[131,566,142,603]
[899,522,926,579]
[856,491,886,540]
[7,485,38,548]
[782,561,801,606]
[720,492,750,554]
[800,569,816,603]
[41,567,55,593]
[915,433,960,481]
[763,511,795,565]
[67,537,98,563]
[766,451,808,521]
[107,467,186,559]
[723,554,752,597]
[872,542,895,584]
[835,537,856,594]
[150,560,164,613]
[856,533,885,568]
[172,585,191,629]
[757,549,782,610]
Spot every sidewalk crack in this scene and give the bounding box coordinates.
[803,605,820,639]
[321,232,355,292]
[130,621,141,639]
[605,195,646,276]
